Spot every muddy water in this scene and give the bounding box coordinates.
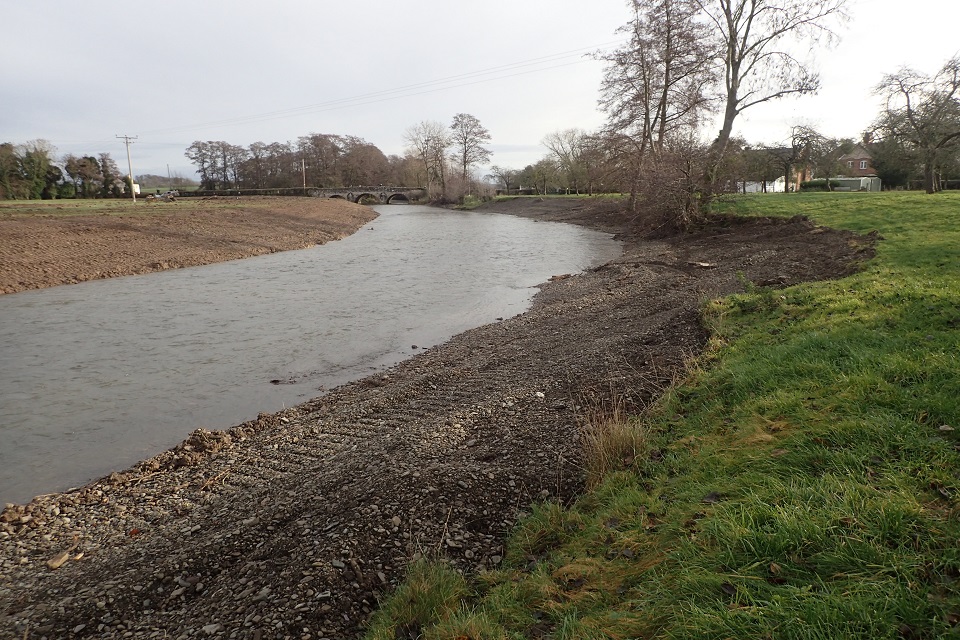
[0,205,621,504]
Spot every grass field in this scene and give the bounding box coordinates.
[365,192,960,639]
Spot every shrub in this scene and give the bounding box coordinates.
[799,179,841,192]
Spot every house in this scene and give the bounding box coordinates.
[740,177,786,193]
[838,144,876,177]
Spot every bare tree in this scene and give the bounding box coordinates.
[739,145,785,192]
[542,129,590,193]
[697,0,849,201]
[185,141,215,189]
[264,142,294,188]
[404,121,451,199]
[340,136,392,186]
[599,0,717,220]
[246,142,268,189]
[449,113,492,187]
[874,55,960,193]
[486,165,517,192]
[529,158,558,195]
[635,136,706,230]
[599,0,717,158]
[298,134,343,187]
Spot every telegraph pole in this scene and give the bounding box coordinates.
[116,135,138,203]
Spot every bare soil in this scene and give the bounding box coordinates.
[0,197,876,639]
[0,197,377,295]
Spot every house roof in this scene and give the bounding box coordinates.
[838,143,873,162]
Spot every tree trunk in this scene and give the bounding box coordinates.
[924,153,937,194]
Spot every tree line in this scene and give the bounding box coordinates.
[485,0,959,229]
[182,113,495,202]
[8,0,959,211]
[1,111,495,201]
[0,141,127,200]
[184,135,412,191]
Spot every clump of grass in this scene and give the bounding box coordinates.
[456,194,489,210]
[579,402,649,490]
[365,560,471,640]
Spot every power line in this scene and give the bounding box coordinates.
[116,134,138,203]
[138,40,625,137]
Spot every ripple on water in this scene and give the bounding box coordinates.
[0,205,621,504]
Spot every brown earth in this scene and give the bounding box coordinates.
[0,197,377,295]
[0,197,876,639]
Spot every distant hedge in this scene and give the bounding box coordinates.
[799,179,842,192]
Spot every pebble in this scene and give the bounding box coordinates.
[0,205,762,638]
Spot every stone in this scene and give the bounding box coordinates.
[46,551,70,570]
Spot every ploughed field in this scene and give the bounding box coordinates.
[0,196,377,294]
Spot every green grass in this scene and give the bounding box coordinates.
[365,191,960,639]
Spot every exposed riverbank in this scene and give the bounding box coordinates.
[0,197,377,294]
[0,197,874,638]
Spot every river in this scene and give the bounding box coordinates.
[0,204,621,505]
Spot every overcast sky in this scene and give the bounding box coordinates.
[2,0,958,181]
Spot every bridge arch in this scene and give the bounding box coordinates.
[305,186,425,203]
[354,193,379,204]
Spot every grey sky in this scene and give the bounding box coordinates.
[2,0,958,181]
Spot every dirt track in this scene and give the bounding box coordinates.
[0,197,876,639]
[0,197,376,294]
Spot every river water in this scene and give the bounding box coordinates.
[0,204,621,505]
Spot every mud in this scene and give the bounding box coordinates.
[0,197,876,639]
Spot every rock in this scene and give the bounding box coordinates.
[46,551,70,570]
[0,204,874,640]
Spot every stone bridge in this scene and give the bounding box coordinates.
[307,186,426,204]
[176,186,426,203]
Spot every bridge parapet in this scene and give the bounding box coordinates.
[176,186,425,203]
[307,186,425,204]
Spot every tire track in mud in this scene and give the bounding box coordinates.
[1,214,875,638]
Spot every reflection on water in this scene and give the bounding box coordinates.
[0,205,621,504]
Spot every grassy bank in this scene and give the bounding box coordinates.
[365,192,960,639]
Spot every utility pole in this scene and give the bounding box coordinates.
[117,134,138,203]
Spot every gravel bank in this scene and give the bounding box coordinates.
[0,199,875,639]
